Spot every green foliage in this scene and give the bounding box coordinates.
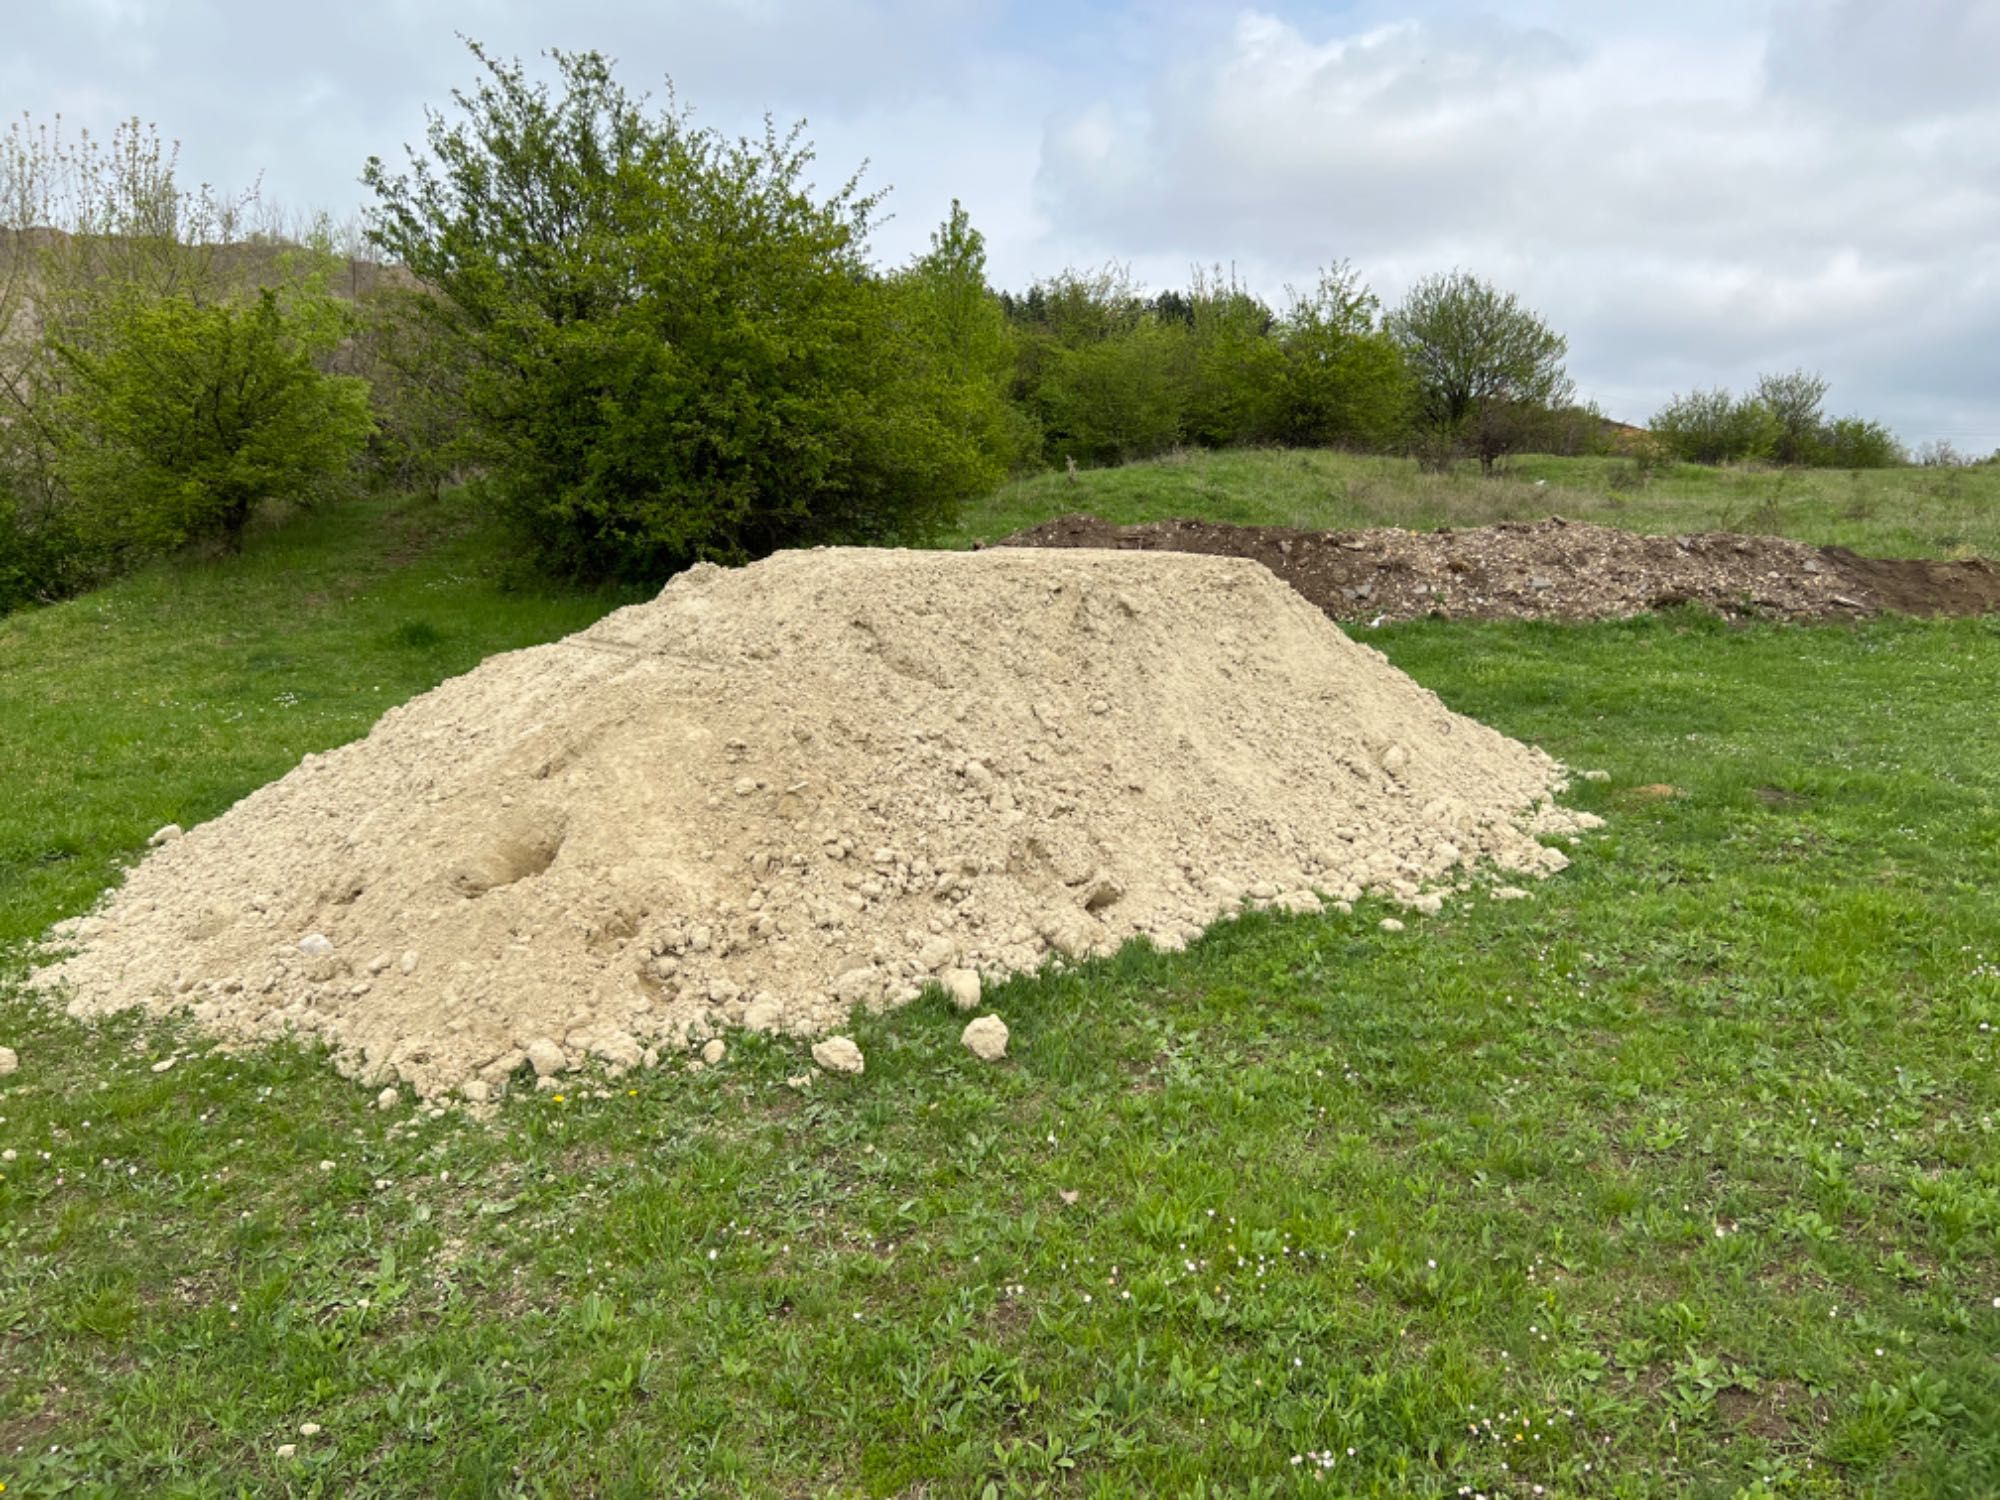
[0,117,370,610]
[1275,263,1410,450]
[886,201,1039,482]
[1815,414,1905,470]
[49,272,371,554]
[1180,268,1285,449]
[1005,261,1415,466]
[1650,387,1781,465]
[1653,374,1905,469]
[0,471,87,613]
[365,44,999,581]
[343,283,476,501]
[1034,316,1190,466]
[1755,368,1829,465]
[1388,270,1574,473]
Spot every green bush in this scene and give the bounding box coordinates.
[0,475,88,613]
[1650,388,1780,465]
[0,119,372,609]
[1277,264,1410,451]
[1755,369,1828,466]
[1652,374,1905,470]
[1815,415,1904,469]
[343,283,476,501]
[1181,270,1285,449]
[885,202,1039,486]
[1035,319,1189,466]
[49,274,371,555]
[366,45,1002,581]
[1005,261,1417,467]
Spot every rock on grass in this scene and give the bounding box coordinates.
[961,1014,1009,1062]
[811,1036,864,1075]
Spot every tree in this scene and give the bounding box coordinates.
[341,282,478,501]
[1277,262,1410,450]
[1180,266,1286,449]
[1816,415,1903,469]
[1387,271,1574,473]
[887,201,1038,483]
[366,44,996,580]
[51,273,372,553]
[1035,319,1188,466]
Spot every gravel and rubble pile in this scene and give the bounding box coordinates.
[997,515,2000,623]
[33,546,1596,1100]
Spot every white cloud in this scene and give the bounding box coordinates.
[1031,6,2000,439]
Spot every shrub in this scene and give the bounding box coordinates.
[0,117,370,608]
[885,202,1038,484]
[1034,319,1189,466]
[343,283,476,501]
[1816,416,1904,469]
[366,45,1000,580]
[48,271,371,555]
[1653,372,1905,470]
[1180,269,1286,449]
[1650,388,1779,465]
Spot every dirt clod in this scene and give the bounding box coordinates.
[941,968,982,1011]
[32,547,1594,1099]
[962,1014,1009,1061]
[812,1036,864,1075]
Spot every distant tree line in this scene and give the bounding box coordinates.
[0,44,1948,612]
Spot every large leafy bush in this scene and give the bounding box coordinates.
[0,119,370,609]
[366,46,1006,580]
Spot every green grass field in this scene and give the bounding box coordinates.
[3,473,1999,1496]
[955,449,2000,560]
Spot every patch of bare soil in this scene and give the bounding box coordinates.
[995,515,2000,623]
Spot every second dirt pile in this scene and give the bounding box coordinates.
[35,547,1594,1099]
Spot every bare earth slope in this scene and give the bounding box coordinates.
[34,547,1594,1099]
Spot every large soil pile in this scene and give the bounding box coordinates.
[998,515,2000,624]
[34,548,1594,1099]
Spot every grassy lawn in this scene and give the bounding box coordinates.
[3,489,1999,1495]
[954,448,2000,560]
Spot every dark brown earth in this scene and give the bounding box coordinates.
[994,515,2000,624]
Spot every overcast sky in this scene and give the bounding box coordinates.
[7,0,1997,445]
